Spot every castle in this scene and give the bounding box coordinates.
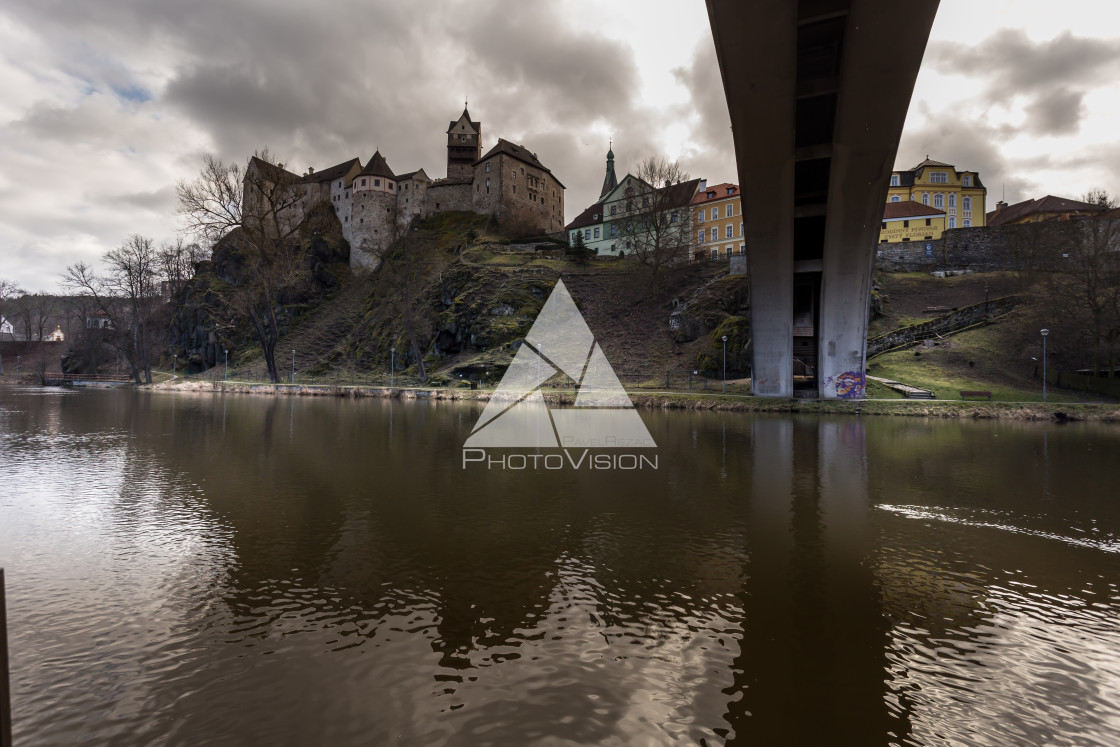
[251,106,566,271]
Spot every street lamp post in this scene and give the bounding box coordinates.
[1041,329,1049,402]
[291,349,296,385]
[722,335,728,394]
[224,349,228,381]
[173,355,177,376]
[390,348,395,387]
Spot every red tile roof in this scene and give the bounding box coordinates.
[691,183,740,204]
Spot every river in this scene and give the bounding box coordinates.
[1,386,1118,745]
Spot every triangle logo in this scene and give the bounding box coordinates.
[464,279,656,449]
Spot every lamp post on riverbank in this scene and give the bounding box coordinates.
[390,348,395,387]
[173,355,177,376]
[1041,329,1049,402]
[722,335,728,394]
[224,349,228,381]
[291,349,295,384]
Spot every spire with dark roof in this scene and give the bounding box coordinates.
[359,150,395,179]
[599,142,618,199]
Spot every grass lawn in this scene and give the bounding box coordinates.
[868,324,1097,403]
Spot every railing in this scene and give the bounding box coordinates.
[41,373,133,384]
[1,568,12,747]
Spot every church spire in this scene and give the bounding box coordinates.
[599,142,618,199]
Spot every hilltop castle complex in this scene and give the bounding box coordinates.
[248,106,565,271]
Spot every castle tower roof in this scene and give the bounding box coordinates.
[359,151,395,179]
[447,107,479,135]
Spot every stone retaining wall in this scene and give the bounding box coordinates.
[868,295,1018,357]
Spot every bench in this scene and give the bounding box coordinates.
[959,390,992,401]
[925,305,952,313]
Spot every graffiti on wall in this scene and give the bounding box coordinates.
[832,371,865,399]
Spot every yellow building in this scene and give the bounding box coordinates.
[691,182,744,261]
[885,157,986,229]
[879,200,945,243]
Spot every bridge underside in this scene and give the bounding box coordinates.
[707,0,938,398]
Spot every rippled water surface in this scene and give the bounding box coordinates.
[1,386,1119,745]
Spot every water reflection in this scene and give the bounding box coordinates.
[0,388,1118,745]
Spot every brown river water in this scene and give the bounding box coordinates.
[1,385,1118,746]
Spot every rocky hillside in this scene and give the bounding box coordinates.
[166,210,751,383]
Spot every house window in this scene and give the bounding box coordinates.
[963,219,972,227]
[963,175,971,187]
[948,217,956,228]
[890,174,899,186]
[948,193,956,208]
[585,229,591,240]
[739,244,746,255]
[922,193,929,206]
[610,224,617,236]
[925,218,931,226]
[903,220,910,227]
[890,195,900,202]
[726,225,733,239]
[710,228,718,242]
[739,222,743,236]
[610,205,617,215]
[670,211,678,223]
[710,248,718,261]
[593,228,600,238]
[933,193,944,209]
[698,229,705,243]
[727,203,734,216]
[697,210,704,223]
[930,172,948,183]
[963,196,972,211]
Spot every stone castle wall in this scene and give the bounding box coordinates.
[471,155,564,233]
[426,180,474,214]
[875,219,1119,273]
[350,190,397,270]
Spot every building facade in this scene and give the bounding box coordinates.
[690,182,744,261]
[567,149,699,259]
[986,195,1109,226]
[886,157,986,230]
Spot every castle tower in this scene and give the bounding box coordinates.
[446,105,481,181]
[600,143,618,199]
[350,151,399,271]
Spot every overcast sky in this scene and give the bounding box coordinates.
[2,0,1119,291]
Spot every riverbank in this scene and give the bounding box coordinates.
[145,378,1120,421]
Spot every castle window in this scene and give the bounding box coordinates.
[513,186,516,193]
[375,179,380,187]
[360,218,364,223]
[485,163,490,173]
[389,183,393,190]
[361,179,367,187]
[671,211,678,222]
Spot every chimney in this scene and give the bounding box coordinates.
[308,166,315,175]
[995,200,1007,213]
[698,179,707,191]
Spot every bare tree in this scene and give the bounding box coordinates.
[159,237,209,294]
[1082,188,1116,209]
[618,156,694,289]
[63,235,161,384]
[0,278,24,375]
[176,150,314,383]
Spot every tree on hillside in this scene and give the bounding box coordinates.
[63,234,162,384]
[0,278,24,374]
[619,156,694,289]
[1081,188,1116,209]
[176,150,314,383]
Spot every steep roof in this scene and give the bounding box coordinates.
[396,168,430,182]
[910,156,954,170]
[883,200,944,220]
[565,201,604,231]
[986,195,1108,226]
[358,151,395,179]
[302,157,361,184]
[477,139,565,188]
[248,156,302,184]
[446,107,478,134]
[661,178,703,209]
[691,183,739,204]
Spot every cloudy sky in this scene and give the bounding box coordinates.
[2,0,1118,291]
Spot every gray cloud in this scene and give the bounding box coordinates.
[927,28,1120,137]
